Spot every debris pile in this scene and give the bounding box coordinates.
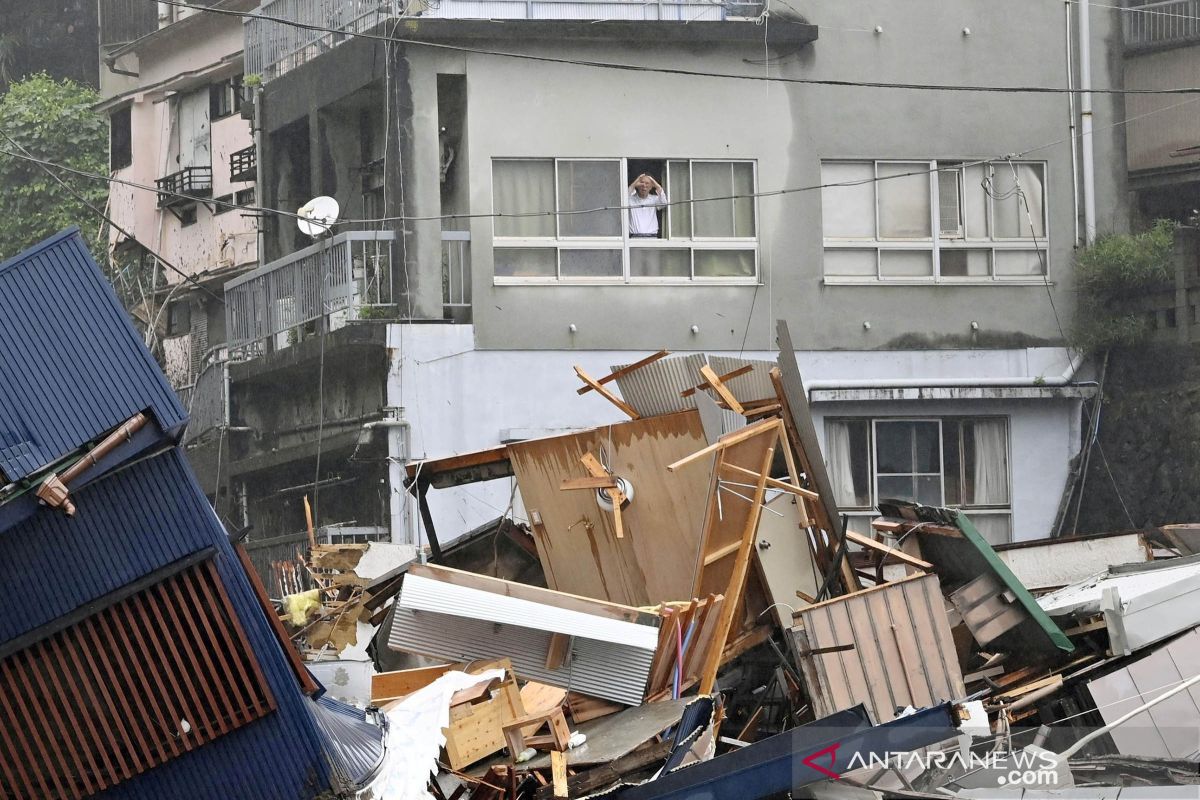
[260,323,1188,798]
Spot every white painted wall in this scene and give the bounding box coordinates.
[386,324,1084,546]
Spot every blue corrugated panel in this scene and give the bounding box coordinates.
[310,695,387,790]
[0,449,334,799]
[0,228,186,483]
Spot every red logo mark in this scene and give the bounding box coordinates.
[802,743,842,780]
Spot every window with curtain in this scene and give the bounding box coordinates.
[492,157,758,283]
[824,416,1012,542]
[821,159,1048,283]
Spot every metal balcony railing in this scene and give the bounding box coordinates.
[245,0,757,82]
[441,231,471,322]
[230,145,257,183]
[100,0,158,45]
[224,230,397,353]
[156,166,213,208]
[1125,0,1200,51]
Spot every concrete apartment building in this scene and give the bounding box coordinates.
[100,0,1129,552]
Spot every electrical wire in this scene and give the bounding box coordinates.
[158,0,1200,96]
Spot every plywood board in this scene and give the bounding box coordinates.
[755,493,822,627]
[508,411,712,607]
[790,573,965,724]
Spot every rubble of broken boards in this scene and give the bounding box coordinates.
[279,338,1200,799]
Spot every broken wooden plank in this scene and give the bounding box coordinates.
[667,417,782,472]
[577,351,670,395]
[371,663,455,702]
[551,750,568,798]
[699,364,746,415]
[721,462,820,501]
[680,364,755,398]
[843,530,933,571]
[545,633,571,670]
[560,476,617,491]
[574,366,640,419]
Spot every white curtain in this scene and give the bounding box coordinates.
[971,419,1009,505]
[493,160,555,237]
[825,420,857,508]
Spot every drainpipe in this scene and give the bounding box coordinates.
[1065,1,1082,247]
[1079,0,1097,245]
[253,85,266,267]
[363,412,412,545]
[803,351,1084,394]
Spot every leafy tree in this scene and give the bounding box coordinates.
[0,74,107,259]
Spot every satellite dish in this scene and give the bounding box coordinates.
[297,196,339,238]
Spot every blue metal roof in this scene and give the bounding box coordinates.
[0,448,334,799]
[0,228,186,484]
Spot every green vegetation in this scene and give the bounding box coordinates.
[1071,220,1177,353]
[0,74,107,259]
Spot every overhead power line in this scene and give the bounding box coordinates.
[157,0,1200,96]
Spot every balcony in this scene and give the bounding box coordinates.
[156,166,213,209]
[230,145,257,183]
[224,230,398,354]
[100,0,158,46]
[1125,0,1200,52]
[245,0,763,83]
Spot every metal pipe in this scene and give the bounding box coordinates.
[60,412,150,485]
[1079,0,1097,244]
[1065,0,1081,247]
[1059,671,1200,759]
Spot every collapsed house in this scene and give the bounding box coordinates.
[0,229,387,800]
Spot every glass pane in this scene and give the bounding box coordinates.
[940,249,991,278]
[916,475,943,505]
[560,249,621,278]
[942,420,962,506]
[995,250,1045,276]
[938,169,963,236]
[877,162,931,238]
[732,162,756,237]
[630,247,690,278]
[878,475,915,502]
[913,421,940,473]
[667,161,692,239]
[963,164,989,239]
[821,162,875,238]
[879,250,933,277]
[826,419,872,508]
[557,160,620,237]
[875,422,913,474]
[824,249,877,278]
[494,247,556,278]
[963,418,1010,505]
[493,160,555,237]
[694,250,754,278]
[693,162,734,237]
[990,162,1045,239]
[968,513,1011,545]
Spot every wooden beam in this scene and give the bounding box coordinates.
[576,350,670,395]
[699,364,746,415]
[560,476,617,491]
[545,633,571,670]
[699,437,777,695]
[843,530,934,571]
[680,364,755,398]
[573,366,641,419]
[667,418,782,472]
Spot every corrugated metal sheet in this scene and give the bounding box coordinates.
[389,606,655,705]
[401,573,659,650]
[0,228,186,483]
[0,450,333,800]
[789,573,965,725]
[612,354,706,418]
[309,696,387,790]
[707,356,777,403]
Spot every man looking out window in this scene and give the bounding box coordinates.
[628,173,667,238]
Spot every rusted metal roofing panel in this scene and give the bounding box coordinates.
[789,573,965,724]
[0,229,186,485]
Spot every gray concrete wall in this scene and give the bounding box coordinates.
[393,0,1127,352]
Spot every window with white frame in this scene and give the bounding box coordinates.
[491,158,758,283]
[821,160,1048,283]
[825,416,1012,543]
